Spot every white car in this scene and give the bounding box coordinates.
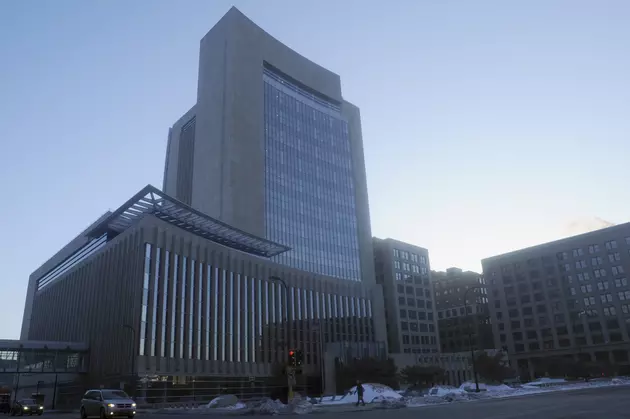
[80,390,136,419]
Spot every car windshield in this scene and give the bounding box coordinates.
[101,391,129,399]
[19,400,35,404]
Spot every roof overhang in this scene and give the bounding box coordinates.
[85,185,290,258]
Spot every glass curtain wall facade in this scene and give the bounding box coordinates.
[138,244,374,365]
[263,66,361,281]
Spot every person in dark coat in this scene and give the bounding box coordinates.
[355,380,365,406]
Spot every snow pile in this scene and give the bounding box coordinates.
[427,386,466,397]
[254,398,287,415]
[522,378,567,388]
[288,394,314,415]
[373,395,407,409]
[320,383,402,405]
[206,394,240,408]
[612,377,630,385]
[459,382,513,392]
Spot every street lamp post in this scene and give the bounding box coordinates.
[269,276,293,401]
[123,324,137,396]
[269,276,291,351]
[464,285,482,392]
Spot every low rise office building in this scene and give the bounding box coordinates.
[20,185,386,396]
[432,268,494,353]
[373,238,440,354]
[482,223,630,379]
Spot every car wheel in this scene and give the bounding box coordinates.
[99,408,106,419]
[80,407,87,419]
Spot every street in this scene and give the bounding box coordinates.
[336,385,629,419]
[43,385,629,419]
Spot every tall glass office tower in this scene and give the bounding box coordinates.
[263,66,360,280]
[163,7,374,284]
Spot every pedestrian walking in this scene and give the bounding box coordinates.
[355,380,365,406]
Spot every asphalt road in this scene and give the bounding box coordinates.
[332,385,630,419]
[45,385,629,419]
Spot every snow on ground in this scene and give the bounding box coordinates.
[427,386,467,397]
[319,383,402,405]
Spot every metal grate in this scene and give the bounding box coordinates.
[85,185,290,258]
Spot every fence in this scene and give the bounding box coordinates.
[133,375,322,407]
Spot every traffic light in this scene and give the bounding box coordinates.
[288,350,297,367]
[295,350,304,366]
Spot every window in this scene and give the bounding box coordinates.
[398,297,405,305]
[605,240,618,250]
[584,297,596,306]
[575,260,587,269]
[573,248,584,257]
[557,252,568,261]
[589,244,600,254]
[597,281,609,291]
[615,278,628,287]
[612,265,625,275]
[420,255,427,265]
[600,294,613,303]
[608,253,621,262]
[604,307,617,316]
[402,335,410,344]
[393,249,400,258]
[395,272,402,280]
[394,261,401,269]
[570,287,576,295]
[591,257,603,266]
[412,265,420,273]
[580,284,593,293]
[563,264,571,272]
[618,291,630,300]
[594,269,607,278]
[622,304,630,314]
[397,284,404,293]
[400,322,409,330]
[399,309,407,318]
[511,320,521,329]
[401,251,409,260]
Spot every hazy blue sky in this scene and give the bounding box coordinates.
[1,0,628,338]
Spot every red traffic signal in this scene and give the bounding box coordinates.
[289,350,295,356]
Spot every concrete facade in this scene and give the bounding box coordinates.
[23,202,388,387]
[373,238,440,354]
[482,223,630,378]
[162,8,375,285]
[432,268,495,353]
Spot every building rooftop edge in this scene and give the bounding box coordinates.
[481,222,630,265]
[85,184,291,258]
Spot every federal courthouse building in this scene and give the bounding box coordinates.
[19,8,387,395]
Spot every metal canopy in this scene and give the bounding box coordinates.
[85,185,290,258]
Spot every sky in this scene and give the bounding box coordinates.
[0,0,629,338]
